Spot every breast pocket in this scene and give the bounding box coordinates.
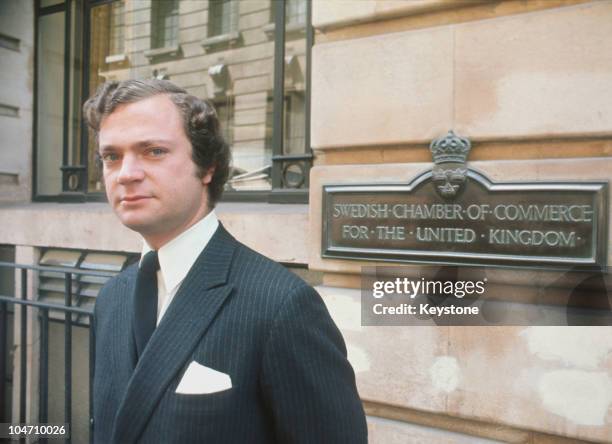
[168,372,237,420]
[175,360,232,395]
[160,361,236,421]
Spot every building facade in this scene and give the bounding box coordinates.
[1,0,611,442]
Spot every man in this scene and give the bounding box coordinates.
[85,79,367,443]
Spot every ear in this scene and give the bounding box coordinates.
[201,167,215,185]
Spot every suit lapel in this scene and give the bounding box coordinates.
[111,225,237,443]
[105,264,139,372]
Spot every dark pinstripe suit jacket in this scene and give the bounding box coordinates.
[93,224,367,443]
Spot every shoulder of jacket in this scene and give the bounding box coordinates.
[235,242,308,287]
[95,263,138,309]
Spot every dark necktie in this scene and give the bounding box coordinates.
[133,250,159,358]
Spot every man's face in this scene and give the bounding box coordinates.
[99,94,212,248]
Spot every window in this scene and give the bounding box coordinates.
[284,92,306,155]
[34,0,312,203]
[109,0,125,55]
[269,0,306,30]
[208,0,238,37]
[35,10,66,196]
[286,0,306,26]
[151,0,179,49]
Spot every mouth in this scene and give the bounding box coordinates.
[120,195,152,203]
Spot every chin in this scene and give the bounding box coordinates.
[117,213,156,234]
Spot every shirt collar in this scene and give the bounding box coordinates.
[141,210,219,293]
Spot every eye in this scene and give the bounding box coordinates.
[148,147,166,157]
[101,152,119,163]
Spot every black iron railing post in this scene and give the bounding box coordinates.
[39,308,49,424]
[19,268,27,424]
[64,272,73,444]
[0,298,6,421]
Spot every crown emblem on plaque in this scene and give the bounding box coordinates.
[429,130,471,164]
[429,130,472,199]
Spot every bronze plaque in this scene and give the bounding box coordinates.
[322,132,609,267]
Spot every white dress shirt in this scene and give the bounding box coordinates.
[141,210,219,325]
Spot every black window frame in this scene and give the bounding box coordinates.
[33,0,313,204]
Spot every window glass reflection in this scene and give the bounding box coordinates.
[36,12,65,195]
[86,0,282,192]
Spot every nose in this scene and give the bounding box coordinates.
[116,153,145,184]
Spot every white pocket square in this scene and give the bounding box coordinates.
[175,361,232,395]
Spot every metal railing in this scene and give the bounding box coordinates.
[0,261,116,444]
